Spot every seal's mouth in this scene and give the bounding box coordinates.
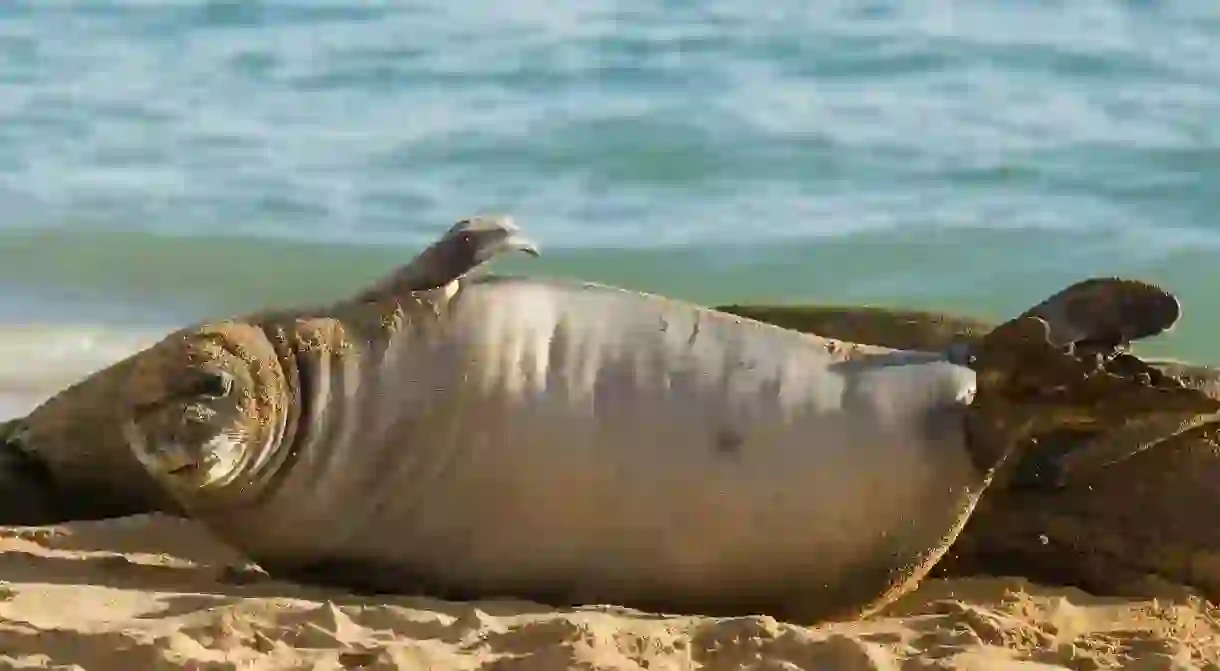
[123,421,203,480]
[143,449,206,479]
[154,447,226,480]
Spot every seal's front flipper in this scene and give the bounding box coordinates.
[1016,277,1180,351]
[357,215,541,299]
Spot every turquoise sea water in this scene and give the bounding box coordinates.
[1,0,1219,405]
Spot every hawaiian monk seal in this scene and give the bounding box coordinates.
[716,276,1181,357]
[0,260,1184,526]
[102,215,1214,623]
[717,300,1215,486]
[713,301,1220,601]
[0,218,549,524]
[932,355,1220,603]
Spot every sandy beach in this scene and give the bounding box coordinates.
[0,514,1208,670]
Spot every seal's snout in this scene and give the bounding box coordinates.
[153,443,204,476]
[124,419,192,476]
[126,419,243,486]
[122,386,245,486]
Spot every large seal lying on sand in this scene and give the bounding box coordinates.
[57,215,1202,624]
[715,302,1220,603]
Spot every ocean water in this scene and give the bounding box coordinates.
[1,0,1219,405]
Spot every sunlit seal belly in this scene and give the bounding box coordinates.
[223,279,976,616]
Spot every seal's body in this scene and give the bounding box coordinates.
[137,275,983,620]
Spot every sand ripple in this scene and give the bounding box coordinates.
[0,515,1213,670]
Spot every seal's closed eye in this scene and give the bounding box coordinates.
[195,371,234,399]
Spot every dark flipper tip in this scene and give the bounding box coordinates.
[1019,277,1181,350]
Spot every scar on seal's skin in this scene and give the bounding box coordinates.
[715,429,743,458]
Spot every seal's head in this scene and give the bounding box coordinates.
[123,214,541,503]
[122,321,289,496]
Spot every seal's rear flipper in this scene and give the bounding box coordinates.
[1016,277,1180,351]
[966,315,1220,490]
[357,215,541,299]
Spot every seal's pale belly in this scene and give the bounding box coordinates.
[237,278,981,613]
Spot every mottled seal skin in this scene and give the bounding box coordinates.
[102,216,1211,624]
[713,305,994,353]
[716,277,1182,356]
[936,413,1220,604]
[935,358,1220,605]
[720,302,1220,603]
[720,298,1207,486]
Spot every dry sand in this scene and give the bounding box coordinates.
[0,515,1213,670]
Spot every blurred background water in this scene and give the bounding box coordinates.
[0,0,1218,394]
